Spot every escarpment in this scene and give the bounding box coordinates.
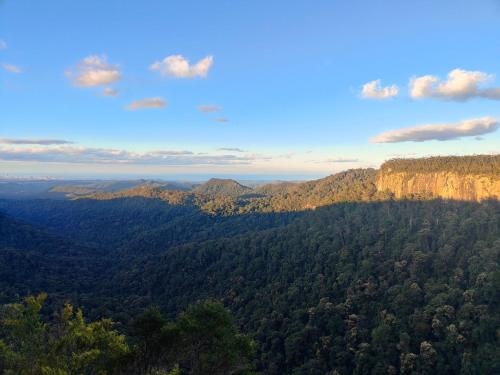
[376,155,500,201]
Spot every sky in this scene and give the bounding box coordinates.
[1,0,500,179]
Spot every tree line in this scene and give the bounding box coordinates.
[0,294,255,375]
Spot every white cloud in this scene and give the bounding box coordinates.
[409,69,500,101]
[1,63,22,73]
[0,139,73,145]
[126,97,166,110]
[150,55,213,78]
[370,117,499,143]
[197,104,222,113]
[0,145,265,166]
[361,79,399,99]
[66,55,121,87]
[213,117,229,123]
[0,40,6,50]
[102,87,119,97]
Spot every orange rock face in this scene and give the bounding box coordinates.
[376,171,500,201]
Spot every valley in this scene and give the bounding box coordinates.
[0,155,498,374]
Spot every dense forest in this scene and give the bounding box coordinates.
[379,155,500,176]
[0,156,499,374]
[0,294,255,374]
[107,200,499,374]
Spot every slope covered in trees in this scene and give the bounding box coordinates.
[71,169,384,215]
[108,199,500,374]
[250,169,383,211]
[0,198,300,257]
[0,155,499,374]
[4,200,495,373]
[380,155,500,176]
[193,178,253,198]
[0,294,254,375]
[0,213,106,304]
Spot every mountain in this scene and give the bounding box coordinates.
[51,180,194,199]
[82,184,195,205]
[253,168,382,211]
[377,155,500,201]
[36,156,500,217]
[0,155,499,374]
[192,178,253,198]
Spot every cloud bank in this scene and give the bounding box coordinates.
[126,97,166,110]
[361,79,399,99]
[0,145,265,166]
[410,69,500,101]
[0,40,6,49]
[150,55,213,78]
[0,139,73,145]
[66,55,121,87]
[370,117,499,143]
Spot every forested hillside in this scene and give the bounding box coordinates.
[108,200,500,374]
[66,155,500,211]
[73,169,385,215]
[0,213,106,304]
[380,155,500,176]
[193,178,253,198]
[0,156,499,374]
[0,294,254,374]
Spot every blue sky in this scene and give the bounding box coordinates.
[1,0,500,179]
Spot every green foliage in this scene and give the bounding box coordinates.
[55,169,384,215]
[0,293,128,374]
[380,154,500,176]
[174,301,256,375]
[193,178,252,199]
[0,296,254,375]
[245,169,384,212]
[118,200,499,374]
[126,302,255,374]
[0,158,499,374]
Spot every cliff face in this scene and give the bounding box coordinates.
[376,171,500,201]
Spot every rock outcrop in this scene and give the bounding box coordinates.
[376,170,500,201]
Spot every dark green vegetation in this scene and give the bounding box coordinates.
[0,294,254,374]
[108,200,499,374]
[0,213,107,304]
[0,159,499,374]
[380,155,500,176]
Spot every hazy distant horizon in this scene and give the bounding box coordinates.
[0,172,323,183]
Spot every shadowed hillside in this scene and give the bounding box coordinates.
[0,155,499,374]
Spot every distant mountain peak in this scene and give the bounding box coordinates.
[193,178,252,198]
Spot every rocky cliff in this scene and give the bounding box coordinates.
[377,156,500,201]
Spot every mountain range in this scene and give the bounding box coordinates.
[0,154,498,374]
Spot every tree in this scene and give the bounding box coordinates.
[179,302,255,374]
[0,293,128,374]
